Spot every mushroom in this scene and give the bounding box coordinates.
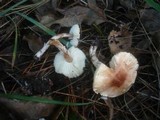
[34,24,80,60]
[34,24,86,78]
[49,24,86,78]
[90,46,139,98]
[50,40,86,78]
[34,33,70,60]
[69,24,80,47]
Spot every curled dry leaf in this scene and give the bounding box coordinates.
[53,6,106,27]
[108,24,132,54]
[23,33,44,53]
[0,96,56,120]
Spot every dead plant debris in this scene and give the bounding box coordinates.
[0,0,160,120]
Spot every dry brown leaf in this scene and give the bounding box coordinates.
[32,0,53,16]
[108,24,132,54]
[23,33,44,53]
[0,96,56,120]
[32,0,58,28]
[108,24,151,56]
[36,13,56,27]
[52,6,106,27]
[87,0,106,19]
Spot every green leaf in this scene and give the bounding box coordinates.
[144,0,160,12]
[0,93,92,106]
[0,0,28,17]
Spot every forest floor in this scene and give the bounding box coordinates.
[0,0,160,120]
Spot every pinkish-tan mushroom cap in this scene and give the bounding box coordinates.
[93,52,139,98]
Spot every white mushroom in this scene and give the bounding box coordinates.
[50,40,86,78]
[35,33,71,60]
[34,24,80,59]
[69,24,80,47]
[90,46,139,98]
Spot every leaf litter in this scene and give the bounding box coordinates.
[0,0,160,120]
[45,5,106,27]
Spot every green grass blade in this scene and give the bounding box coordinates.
[7,16,18,67]
[0,93,92,106]
[0,0,28,17]
[93,23,104,36]
[12,25,18,68]
[12,27,18,67]
[16,12,70,46]
[16,12,55,36]
[144,0,160,12]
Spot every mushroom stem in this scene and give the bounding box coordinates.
[70,38,79,47]
[104,98,113,120]
[89,46,102,68]
[50,33,71,40]
[49,40,73,63]
[34,28,79,60]
[34,40,50,60]
[34,33,72,60]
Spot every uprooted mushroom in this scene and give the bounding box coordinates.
[35,24,86,78]
[90,45,139,98]
[89,45,139,120]
[34,24,81,60]
[50,40,86,78]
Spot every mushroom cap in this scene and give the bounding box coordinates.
[69,24,80,47]
[69,24,80,39]
[93,52,139,97]
[53,46,86,78]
